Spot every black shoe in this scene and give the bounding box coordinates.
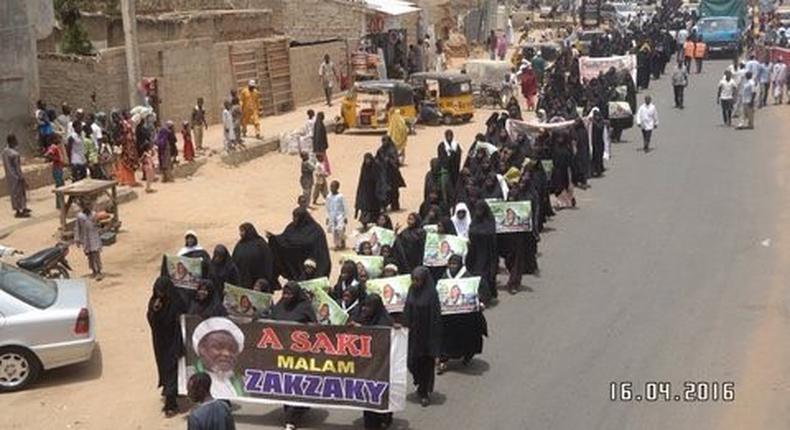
[420,396,430,407]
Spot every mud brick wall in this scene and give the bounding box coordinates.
[289,40,350,105]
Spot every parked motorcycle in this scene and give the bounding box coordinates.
[15,243,72,279]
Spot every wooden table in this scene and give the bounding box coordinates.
[53,179,120,240]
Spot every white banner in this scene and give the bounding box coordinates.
[578,55,637,85]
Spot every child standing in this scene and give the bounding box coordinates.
[141,143,157,193]
[299,152,315,208]
[181,121,195,162]
[326,180,347,250]
[75,200,103,281]
[312,153,329,205]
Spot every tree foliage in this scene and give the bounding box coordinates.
[54,0,95,55]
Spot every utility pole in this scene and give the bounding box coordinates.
[120,0,141,107]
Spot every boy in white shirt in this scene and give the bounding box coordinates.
[325,180,347,250]
[636,95,659,153]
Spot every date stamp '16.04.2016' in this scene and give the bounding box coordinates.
[610,381,735,402]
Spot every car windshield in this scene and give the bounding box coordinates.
[614,4,634,12]
[0,262,57,309]
[698,19,738,32]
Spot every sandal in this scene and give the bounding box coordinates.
[437,362,447,375]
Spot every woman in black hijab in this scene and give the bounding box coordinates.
[269,281,317,429]
[437,254,488,374]
[210,244,239,295]
[355,153,385,224]
[231,222,274,289]
[404,266,442,407]
[338,283,364,322]
[571,119,590,189]
[332,260,359,300]
[550,130,576,208]
[146,276,185,417]
[268,208,332,281]
[353,294,395,428]
[312,111,328,157]
[590,108,606,177]
[437,129,462,188]
[187,279,226,319]
[270,281,316,323]
[376,136,406,211]
[393,213,426,274]
[466,200,498,302]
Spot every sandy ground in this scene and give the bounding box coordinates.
[0,100,499,429]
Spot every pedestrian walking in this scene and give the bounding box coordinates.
[2,134,30,218]
[771,61,787,104]
[186,373,236,430]
[191,97,208,151]
[758,60,771,108]
[682,37,694,73]
[312,153,329,205]
[221,101,235,153]
[141,143,157,193]
[636,95,659,152]
[671,62,688,108]
[404,266,442,407]
[486,30,497,60]
[319,55,339,106]
[299,151,315,207]
[181,121,195,162]
[693,37,706,74]
[44,138,65,209]
[147,276,184,418]
[352,294,396,429]
[717,70,738,126]
[74,199,103,280]
[325,180,347,250]
[737,72,756,130]
[268,282,317,430]
[239,80,261,139]
[155,121,176,183]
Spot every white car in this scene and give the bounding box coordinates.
[0,263,96,391]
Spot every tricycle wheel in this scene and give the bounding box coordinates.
[334,122,346,134]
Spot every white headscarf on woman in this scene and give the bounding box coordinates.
[451,202,471,239]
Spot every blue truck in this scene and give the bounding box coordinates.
[696,0,746,55]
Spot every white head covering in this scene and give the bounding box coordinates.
[248,79,256,87]
[451,202,471,239]
[178,230,204,256]
[192,317,245,355]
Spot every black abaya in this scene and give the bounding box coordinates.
[393,223,426,275]
[403,267,442,398]
[439,267,488,361]
[146,277,185,410]
[269,209,332,281]
[466,202,498,301]
[231,224,274,289]
[355,154,386,222]
[572,122,590,185]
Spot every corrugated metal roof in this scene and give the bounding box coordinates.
[364,0,421,16]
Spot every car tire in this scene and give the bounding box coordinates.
[0,346,41,392]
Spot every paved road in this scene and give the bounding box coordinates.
[234,61,790,429]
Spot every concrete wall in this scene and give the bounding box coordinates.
[0,0,39,149]
[289,40,350,105]
[39,37,219,124]
[39,36,314,126]
[279,0,367,43]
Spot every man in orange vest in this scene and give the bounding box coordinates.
[683,38,695,73]
[693,36,707,74]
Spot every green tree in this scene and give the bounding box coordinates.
[54,0,94,55]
